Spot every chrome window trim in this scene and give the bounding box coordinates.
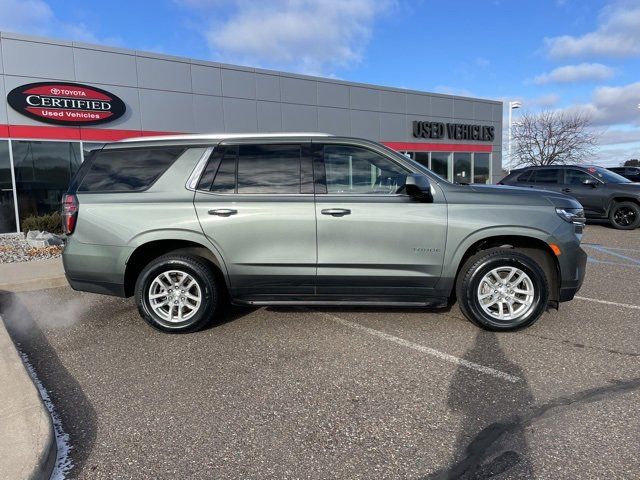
[192,191,407,198]
[194,191,314,198]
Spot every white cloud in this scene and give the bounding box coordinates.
[532,63,615,84]
[0,0,52,34]
[177,0,393,75]
[530,93,561,107]
[563,82,640,126]
[593,142,640,166]
[545,1,640,58]
[599,128,640,145]
[0,0,118,44]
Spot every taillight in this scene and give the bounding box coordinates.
[61,194,79,235]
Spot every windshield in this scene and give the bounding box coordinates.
[588,166,631,184]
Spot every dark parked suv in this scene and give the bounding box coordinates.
[63,134,587,333]
[500,165,640,229]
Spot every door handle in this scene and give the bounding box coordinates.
[321,208,351,217]
[208,208,237,217]
[562,188,571,193]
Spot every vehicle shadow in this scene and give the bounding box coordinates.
[201,303,259,331]
[425,330,535,479]
[0,290,98,478]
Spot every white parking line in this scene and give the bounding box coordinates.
[575,296,640,311]
[319,312,521,383]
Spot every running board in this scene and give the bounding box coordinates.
[233,299,448,308]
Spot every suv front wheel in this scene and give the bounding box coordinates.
[135,254,219,333]
[456,248,549,331]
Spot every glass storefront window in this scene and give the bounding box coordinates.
[453,153,472,184]
[12,141,82,222]
[473,153,491,184]
[414,152,429,168]
[0,141,17,233]
[431,152,450,180]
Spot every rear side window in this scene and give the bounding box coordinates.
[516,170,532,182]
[237,144,301,194]
[565,169,594,185]
[78,147,185,192]
[207,144,302,194]
[530,169,560,184]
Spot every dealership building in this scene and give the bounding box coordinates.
[0,31,503,234]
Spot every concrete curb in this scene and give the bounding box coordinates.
[0,316,57,480]
[0,275,68,293]
[0,257,67,293]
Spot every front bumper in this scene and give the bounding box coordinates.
[558,246,587,302]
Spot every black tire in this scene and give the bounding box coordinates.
[456,248,549,331]
[609,201,640,230]
[134,254,218,333]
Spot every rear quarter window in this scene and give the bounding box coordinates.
[78,147,185,192]
[516,170,532,182]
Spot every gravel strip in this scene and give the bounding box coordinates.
[0,233,63,264]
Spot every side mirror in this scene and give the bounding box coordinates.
[583,178,598,188]
[405,174,433,202]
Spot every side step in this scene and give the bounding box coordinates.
[232,298,449,308]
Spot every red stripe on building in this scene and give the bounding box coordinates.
[1,124,179,142]
[382,142,493,152]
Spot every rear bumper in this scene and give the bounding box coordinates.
[66,275,126,297]
[62,237,131,298]
[558,246,587,302]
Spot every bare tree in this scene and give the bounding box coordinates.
[511,110,598,167]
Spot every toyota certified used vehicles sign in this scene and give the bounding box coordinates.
[7,82,126,126]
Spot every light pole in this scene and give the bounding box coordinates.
[508,100,522,167]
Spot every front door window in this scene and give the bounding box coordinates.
[322,145,409,195]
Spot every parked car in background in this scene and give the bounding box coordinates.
[499,165,640,230]
[607,166,640,183]
[62,134,587,333]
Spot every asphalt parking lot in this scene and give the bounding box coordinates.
[2,224,639,480]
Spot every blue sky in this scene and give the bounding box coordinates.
[1,0,639,165]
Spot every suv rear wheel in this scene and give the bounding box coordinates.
[135,254,218,333]
[456,248,549,331]
[609,201,640,230]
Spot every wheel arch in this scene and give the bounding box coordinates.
[606,196,640,215]
[124,237,230,298]
[444,232,560,305]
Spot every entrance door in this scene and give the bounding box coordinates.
[0,141,17,233]
[314,142,447,301]
[194,143,317,300]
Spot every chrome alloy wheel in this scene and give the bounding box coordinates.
[148,270,202,323]
[477,267,535,321]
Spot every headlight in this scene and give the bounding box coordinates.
[556,207,586,224]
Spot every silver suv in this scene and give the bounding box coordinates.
[62,133,587,333]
